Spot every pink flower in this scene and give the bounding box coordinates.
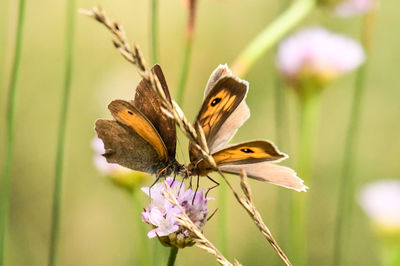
[91,137,131,175]
[336,0,376,17]
[141,177,210,247]
[277,27,365,86]
[92,137,149,190]
[359,179,400,230]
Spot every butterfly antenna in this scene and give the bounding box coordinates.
[192,175,200,205]
[205,175,219,198]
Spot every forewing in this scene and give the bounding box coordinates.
[134,64,176,157]
[204,64,232,96]
[212,140,287,166]
[208,101,250,153]
[220,162,308,192]
[95,119,164,175]
[190,75,248,162]
[108,99,168,161]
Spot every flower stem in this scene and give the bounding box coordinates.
[217,183,228,257]
[48,0,75,265]
[131,190,151,266]
[167,246,179,266]
[0,0,26,265]
[290,89,321,266]
[333,11,375,266]
[175,0,197,106]
[231,0,316,77]
[150,0,159,64]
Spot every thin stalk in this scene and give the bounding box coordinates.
[131,190,151,266]
[150,0,159,64]
[290,89,320,266]
[217,182,228,257]
[175,0,197,106]
[0,0,11,96]
[0,0,26,265]
[175,37,193,106]
[273,1,291,259]
[231,0,316,77]
[48,0,75,265]
[333,11,375,266]
[167,246,178,266]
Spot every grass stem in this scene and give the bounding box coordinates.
[150,0,159,64]
[175,0,197,105]
[0,0,26,265]
[333,11,375,265]
[48,0,75,265]
[231,0,316,77]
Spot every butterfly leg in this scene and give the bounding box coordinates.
[178,175,185,196]
[192,175,200,205]
[205,175,219,198]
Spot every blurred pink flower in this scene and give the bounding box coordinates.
[359,179,400,230]
[92,137,148,190]
[142,177,210,247]
[277,27,365,86]
[92,137,131,175]
[336,0,376,17]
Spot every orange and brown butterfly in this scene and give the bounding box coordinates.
[188,64,307,192]
[95,65,184,178]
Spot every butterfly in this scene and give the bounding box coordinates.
[95,65,184,179]
[95,64,306,192]
[187,65,307,192]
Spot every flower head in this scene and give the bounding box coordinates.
[277,27,365,88]
[336,0,376,17]
[141,177,210,248]
[92,137,148,190]
[358,179,400,232]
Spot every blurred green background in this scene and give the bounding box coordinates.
[1,0,399,265]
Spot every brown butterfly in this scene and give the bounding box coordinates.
[188,65,307,192]
[95,64,306,192]
[95,65,184,180]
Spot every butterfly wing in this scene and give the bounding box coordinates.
[212,140,287,166]
[108,99,168,161]
[95,119,166,175]
[134,64,176,158]
[219,162,307,192]
[203,64,232,96]
[190,67,249,162]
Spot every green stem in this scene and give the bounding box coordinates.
[231,0,316,77]
[0,0,26,265]
[217,183,228,257]
[48,1,75,265]
[0,0,11,95]
[131,190,151,266]
[150,0,159,64]
[290,89,321,266]
[167,247,179,266]
[333,11,375,266]
[175,37,193,106]
[176,0,197,106]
